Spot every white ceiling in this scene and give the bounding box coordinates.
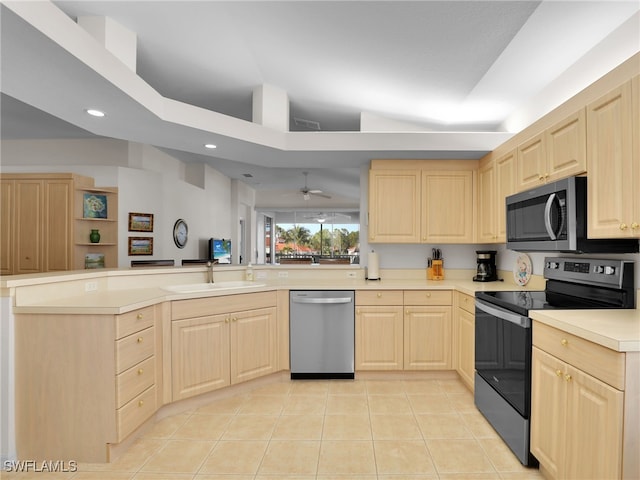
[1,1,639,208]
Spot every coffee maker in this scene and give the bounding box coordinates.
[473,250,498,282]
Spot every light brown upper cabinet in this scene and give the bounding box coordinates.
[477,150,517,243]
[368,169,421,243]
[421,170,475,243]
[516,109,587,192]
[368,161,476,244]
[587,77,640,238]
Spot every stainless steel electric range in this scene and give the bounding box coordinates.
[474,256,635,467]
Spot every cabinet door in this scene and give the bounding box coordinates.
[477,161,496,243]
[516,133,547,191]
[0,180,14,275]
[587,81,635,238]
[44,179,73,272]
[172,314,230,400]
[564,364,623,480]
[546,109,586,182]
[355,306,403,370]
[368,169,421,243]
[495,149,517,241]
[404,306,451,370]
[456,307,475,390]
[14,180,44,274]
[230,307,276,385]
[421,170,475,243]
[530,347,566,480]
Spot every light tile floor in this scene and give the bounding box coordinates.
[4,378,545,479]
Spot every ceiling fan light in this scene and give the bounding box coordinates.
[303,193,310,201]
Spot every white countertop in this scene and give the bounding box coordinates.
[5,267,639,353]
[531,309,640,352]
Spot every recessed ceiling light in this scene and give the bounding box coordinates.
[204,143,217,149]
[85,109,105,117]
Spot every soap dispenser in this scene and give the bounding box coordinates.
[246,263,254,281]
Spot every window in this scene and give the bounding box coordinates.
[257,211,359,264]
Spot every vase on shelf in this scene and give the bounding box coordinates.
[89,229,101,243]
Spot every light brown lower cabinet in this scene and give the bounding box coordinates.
[455,291,475,391]
[531,322,638,480]
[171,292,277,401]
[15,304,162,463]
[355,290,452,371]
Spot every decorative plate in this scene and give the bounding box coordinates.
[513,253,532,286]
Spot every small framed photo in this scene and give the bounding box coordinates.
[128,212,154,232]
[128,237,153,256]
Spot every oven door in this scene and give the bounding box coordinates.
[475,298,532,418]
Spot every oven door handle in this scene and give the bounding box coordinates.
[475,300,530,328]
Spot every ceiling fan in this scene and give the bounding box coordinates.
[299,171,331,200]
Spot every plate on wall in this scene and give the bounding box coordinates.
[513,253,532,286]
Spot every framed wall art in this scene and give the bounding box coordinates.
[128,212,154,232]
[128,237,153,256]
[83,193,108,219]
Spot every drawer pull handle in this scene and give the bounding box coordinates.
[556,370,562,377]
[561,339,568,346]
[137,314,143,320]
[138,400,144,407]
[137,337,143,343]
[377,293,382,298]
[138,368,144,375]
[565,374,572,382]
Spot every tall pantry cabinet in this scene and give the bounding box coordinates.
[0,173,118,274]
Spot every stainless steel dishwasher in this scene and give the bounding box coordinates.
[289,290,355,379]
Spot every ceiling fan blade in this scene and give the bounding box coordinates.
[310,191,332,199]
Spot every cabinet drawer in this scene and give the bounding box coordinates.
[116,306,155,339]
[172,291,276,320]
[456,291,475,314]
[404,290,452,306]
[356,290,403,306]
[116,356,155,409]
[117,385,157,441]
[533,321,625,390]
[116,326,154,374]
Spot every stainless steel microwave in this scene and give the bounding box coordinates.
[506,176,638,253]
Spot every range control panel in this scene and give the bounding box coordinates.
[544,257,632,288]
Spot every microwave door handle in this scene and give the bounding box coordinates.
[544,193,558,240]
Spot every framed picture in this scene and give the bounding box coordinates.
[83,194,108,219]
[128,212,154,232]
[84,253,105,269]
[128,237,153,256]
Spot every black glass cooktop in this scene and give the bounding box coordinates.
[474,289,621,316]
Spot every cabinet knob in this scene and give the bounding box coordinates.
[425,292,431,298]
[138,368,144,375]
[377,293,382,298]
[232,317,238,322]
[406,309,410,315]
[555,369,562,377]
[225,318,230,323]
[538,175,545,181]
[561,338,568,346]
[356,309,360,314]
[564,374,572,382]
[138,400,144,407]
[137,337,143,343]
[631,222,639,230]
[137,314,143,320]
[620,223,628,231]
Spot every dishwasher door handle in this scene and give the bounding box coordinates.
[291,297,353,305]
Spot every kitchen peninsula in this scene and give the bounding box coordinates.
[2,264,638,475]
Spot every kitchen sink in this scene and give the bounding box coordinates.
[163,281,266,293]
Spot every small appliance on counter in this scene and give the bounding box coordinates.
[473,250,498,282]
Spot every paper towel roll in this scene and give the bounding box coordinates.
[368,251,380,280]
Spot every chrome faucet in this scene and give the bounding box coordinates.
[206,261,214,284]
